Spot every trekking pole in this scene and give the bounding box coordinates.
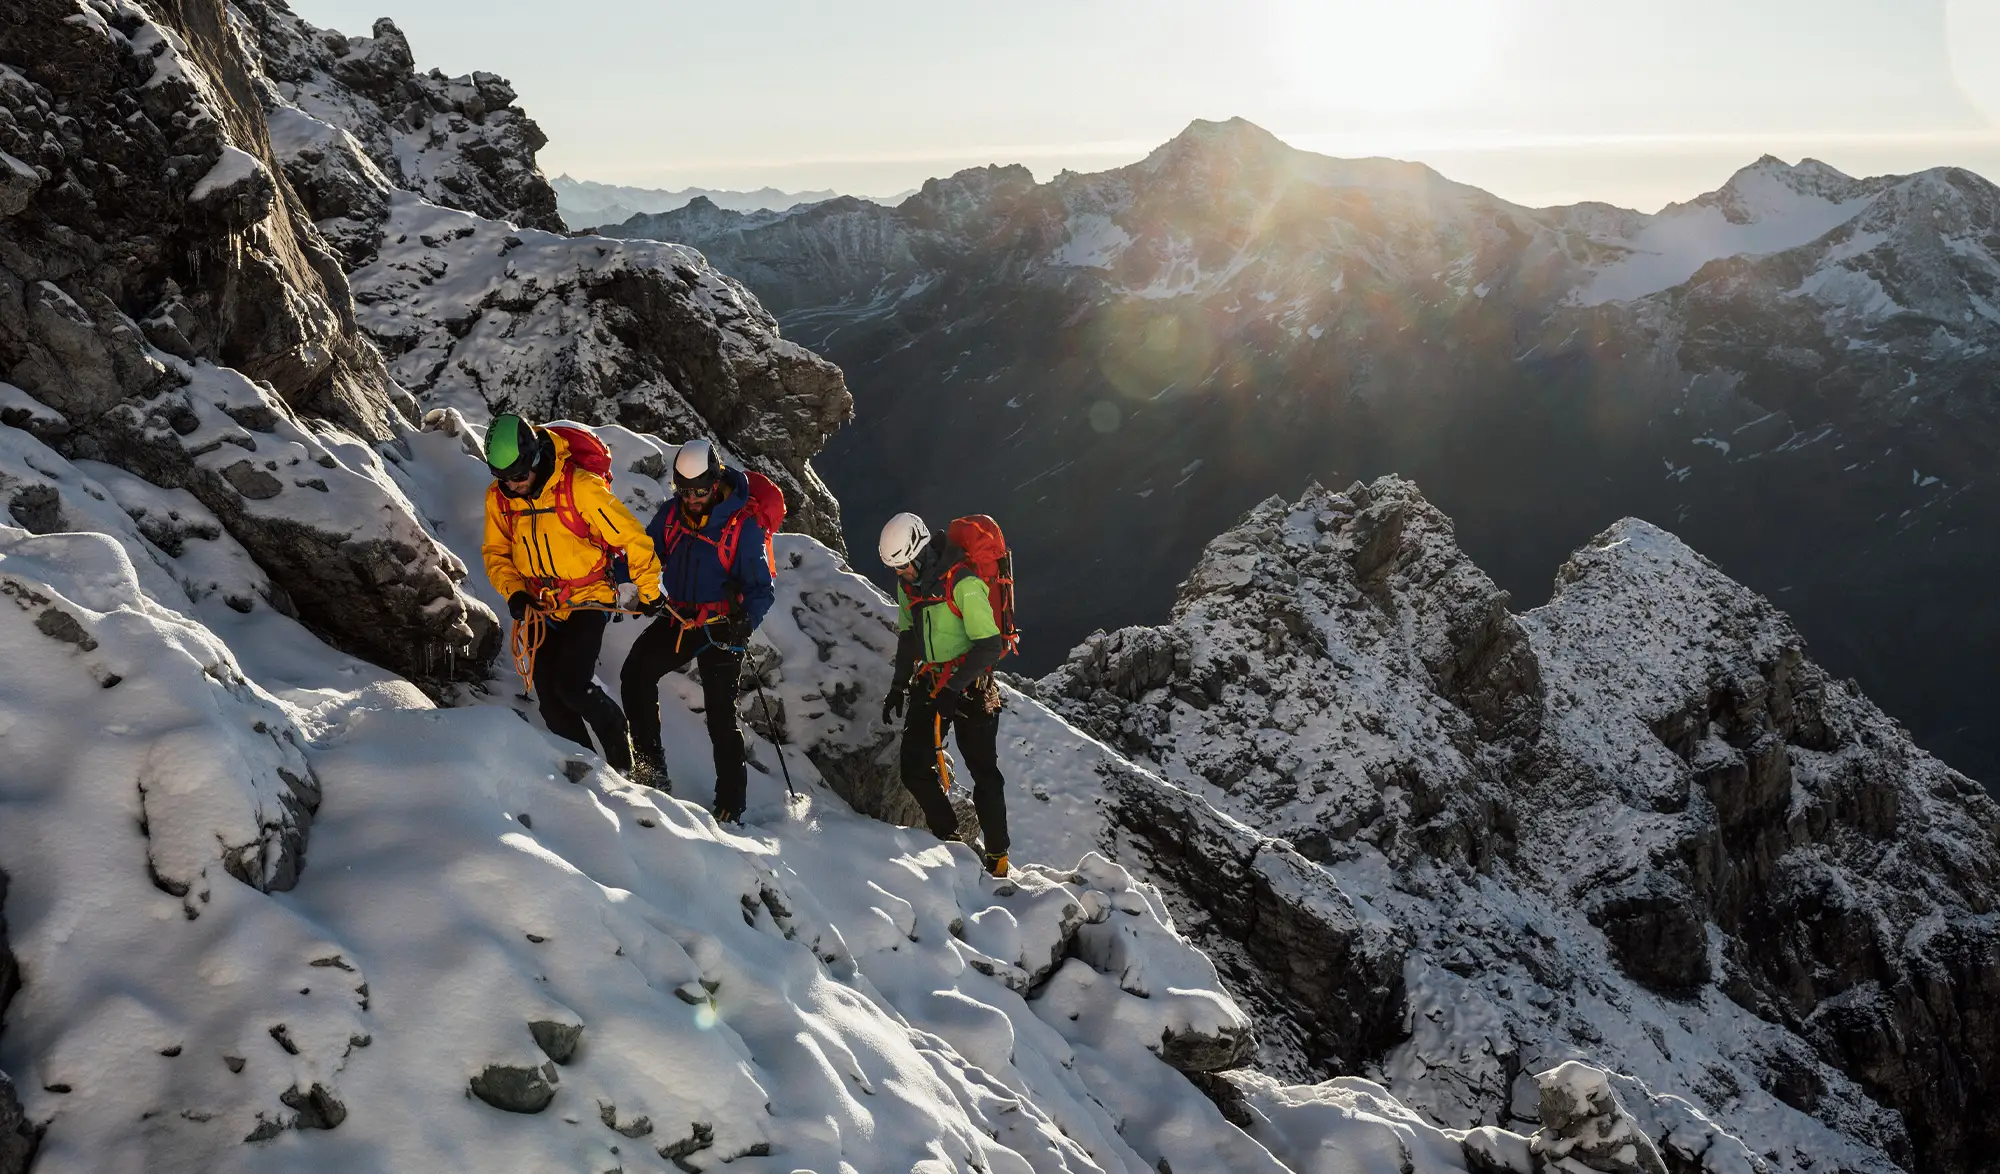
[752,673,798,799]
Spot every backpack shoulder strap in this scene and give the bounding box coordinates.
[491,483,520,541]
[549,466,601,546]
[713,510,748,573]
[941,561,973,618]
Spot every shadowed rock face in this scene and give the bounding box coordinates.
[1043,475,2000,1173]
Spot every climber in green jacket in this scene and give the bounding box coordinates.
[877,512,1011,877]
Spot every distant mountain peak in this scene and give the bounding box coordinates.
[1695,154,1864,221]
[1146,116,1291,168]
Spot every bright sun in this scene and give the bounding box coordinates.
[1271,0,1509,113]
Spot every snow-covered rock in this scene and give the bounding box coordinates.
[1042,475,1999,1173]
[351,194,851,544]
[1531,1062,1669,1174]
[232,0,562,235]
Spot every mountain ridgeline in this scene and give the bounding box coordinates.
[608,118,2000,787]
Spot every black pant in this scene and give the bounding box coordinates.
[534,609,631,772]
[620,619,747,813]
[899,688,1008,856]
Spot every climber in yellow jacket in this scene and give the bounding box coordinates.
[481,413,662,773]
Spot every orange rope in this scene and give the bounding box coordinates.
[508,601,646,696]
[934,711,953,793]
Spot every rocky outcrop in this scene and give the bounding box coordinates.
[232,0,561,236]
[232,0,854,549]
[0,1070,31,1174]
[349,196,851,546]
[1525,519,2000,1173]
[1531,1063,1669,1174]
[1046,477,1534,874]
[0,0,400,441]
[1096,758,1409,1077]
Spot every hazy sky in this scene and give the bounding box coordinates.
[288,0,2000,211]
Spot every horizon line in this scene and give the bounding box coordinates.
[559,126,2000,187]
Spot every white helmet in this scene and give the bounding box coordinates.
[672,438,721,488]
[878,512,930,567]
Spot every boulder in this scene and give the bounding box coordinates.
[470,1060,558,1115]
[529,1018,583,1066]
[1531,1062,1668,1174]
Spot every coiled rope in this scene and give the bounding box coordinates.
[509,600,657,694]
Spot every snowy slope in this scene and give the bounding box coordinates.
[0,412,1262,1173]
[1573,157,1878,304]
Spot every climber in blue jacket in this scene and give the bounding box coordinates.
[619,440,777,822]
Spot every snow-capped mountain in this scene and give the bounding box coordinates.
[551,176,914,232]
[619,118,2000,788]
[6,4,2000,1174]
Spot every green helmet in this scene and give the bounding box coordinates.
[485,413,542,480]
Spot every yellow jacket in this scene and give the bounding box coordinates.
[482,431,661,619]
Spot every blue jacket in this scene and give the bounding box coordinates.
[645,465,775,630]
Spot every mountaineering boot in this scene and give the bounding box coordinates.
[982,851,1009,878]
[630,742,671,792]
[630,757,671,793]
[711,802,741,826]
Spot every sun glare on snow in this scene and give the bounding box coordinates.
[1271,0,1508,112]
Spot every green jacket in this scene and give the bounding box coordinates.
[897,573,1000,666]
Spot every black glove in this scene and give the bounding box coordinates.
[507,591,533,621]
[716,615,753,650]
[881,688,906,724]
[933,688,969,722]
[637,595,667,618]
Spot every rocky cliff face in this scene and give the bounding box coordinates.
[1039,476,2000,1173]
[232,0,562,236]
[0,0,496,680]
[634,117,2000,787]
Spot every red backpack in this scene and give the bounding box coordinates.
[939,515,1020,660]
